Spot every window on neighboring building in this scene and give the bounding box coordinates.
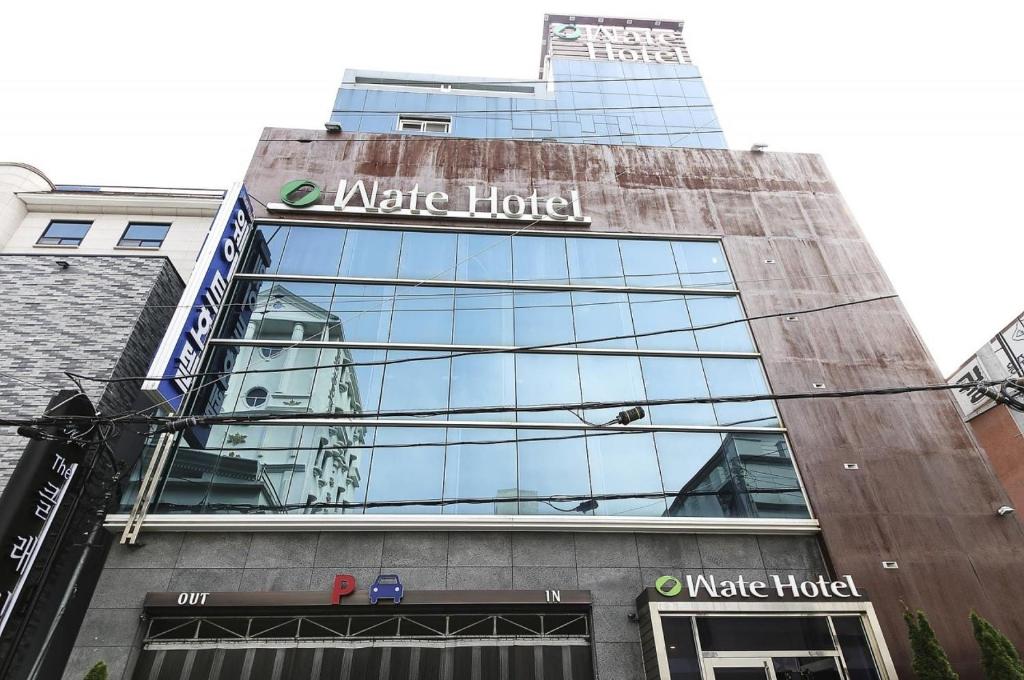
[397,116,451,133]
[118,222,171,248]
[37,220,92,246]
[244,387,268,408]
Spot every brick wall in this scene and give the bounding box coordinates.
[0,254,183,493]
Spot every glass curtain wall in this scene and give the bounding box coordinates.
[330,60,726,149]
[140,224,808,519]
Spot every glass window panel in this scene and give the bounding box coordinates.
[571,291,636,349]
[254,225,288,275]
[630,294,697,351]
[566,237,625,285]
[640,357,716,426]
[512,235,568,283]
[702,358,778,427]
[586,432,665,516]
[39,220,91,245]
[686,296,754,352]
[340,229,402,278]
[619,239,681,287]
[42,221,91,239]
[449,354,516,421]
[515,354,581,423]
[661,617,701,680]
[672,241,733,289]
[454,288,513,345]
[517,430,592,514]
[456,233,512,281]
[277,227,346,276]
[120,223,170,247]
[345,349,386,413]
[443,428,518,514]
[398,231,456,280]
[379,351,451,413]
[364,428,445,514]
[655,432,726,493]
[578,355,646,424]
[251,281,334,339]
[697,616,833,651]
[513,291,574,346]
[389,286,454,344]
[330,284,394,343]
[832,617,882,680]
[667,434,807,519]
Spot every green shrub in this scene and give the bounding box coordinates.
[904,608,958,680]
[84,661,108,680]
[971,611,1024,680]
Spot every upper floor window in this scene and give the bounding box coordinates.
[118,223,170,249]
[37,220,92,246]
[398,116,451,133]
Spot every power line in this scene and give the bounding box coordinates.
[138,378,988,429]
[260,128,723,143]
[68,293,898,385]
[150,487,807,514]
[330,102,716,116]
[343,73,710,87]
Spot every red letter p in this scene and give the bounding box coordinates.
[332,573,356,604]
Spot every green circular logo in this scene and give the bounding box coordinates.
[280,179,322,207]
[655,575,683,597]
[551,23,581,41]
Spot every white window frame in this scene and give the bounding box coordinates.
[647,601,898,680]
[397,116,452,133]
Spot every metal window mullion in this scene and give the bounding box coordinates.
[233,272,740,297]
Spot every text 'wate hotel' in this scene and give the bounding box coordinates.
[59,13,1024,680]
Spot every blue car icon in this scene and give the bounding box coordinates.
[369,574,404,604]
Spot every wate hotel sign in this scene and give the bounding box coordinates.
[550,22,687,65]
[270,179,591,225]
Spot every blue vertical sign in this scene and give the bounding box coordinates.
[142,183,254,412]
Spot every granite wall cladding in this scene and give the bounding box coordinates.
[0,254,183,494]
[63,531,827,680]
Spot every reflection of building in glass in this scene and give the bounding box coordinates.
[666,435,807,519]
[161,283,367,512]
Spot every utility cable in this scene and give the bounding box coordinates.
[69,293,898,386]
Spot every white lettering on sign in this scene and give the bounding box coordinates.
[269,179,590,225]
[553,24,687,65]
[545,590,561,603]
[177,592,210,606]
[680,574,861,599]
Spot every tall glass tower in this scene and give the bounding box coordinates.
[329,14,726,149]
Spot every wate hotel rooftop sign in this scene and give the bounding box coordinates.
[269,179,591,225]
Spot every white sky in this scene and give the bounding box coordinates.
[2,0,1021,374]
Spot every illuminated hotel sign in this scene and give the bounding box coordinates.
[655,574,863,600]
[270,178,590,225]
[550,23,687,65]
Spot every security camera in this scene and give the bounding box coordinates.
[997,506,1015,517]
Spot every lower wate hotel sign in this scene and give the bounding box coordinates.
[654,574,864,600]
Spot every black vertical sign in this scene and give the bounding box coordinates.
[0,390,94,637]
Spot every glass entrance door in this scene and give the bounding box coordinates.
[772,656,842,680]
[706,657,775,680]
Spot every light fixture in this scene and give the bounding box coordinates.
[751,143,768,153]
[997,505,1015,517]
[614,406,646,425]
[324,121,343,133]
[55,260,70,269]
